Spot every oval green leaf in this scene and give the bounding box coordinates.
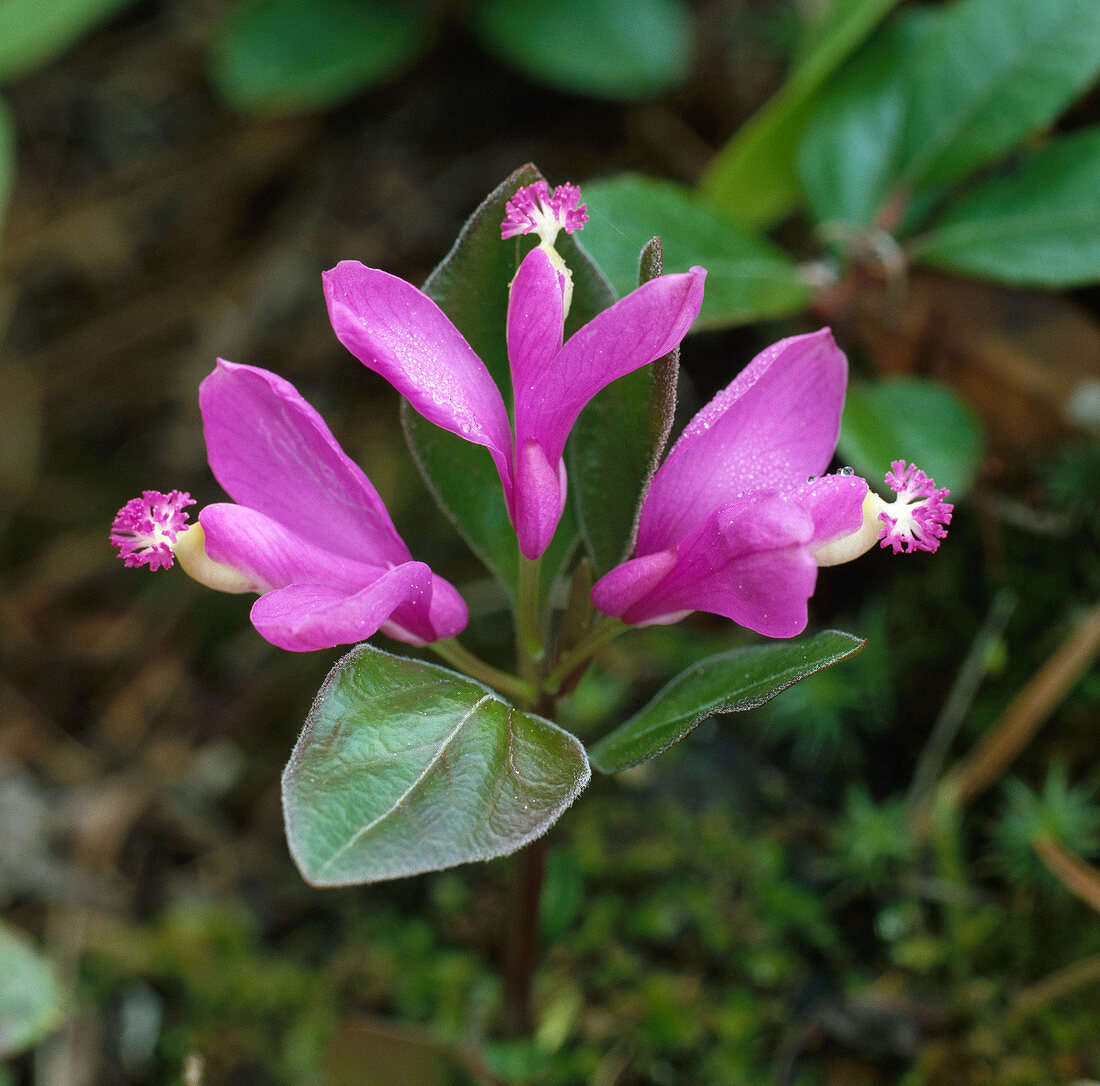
[589,630,866,773]
[0,0,136,84]
[209,0,432,115]
[838,377,983,499]
[910,127,1100,287]
[897,0,1100,193]
[467,0,691,101]
[582,174,810,330]
[0,921,63,1058]
[283,645,591,886]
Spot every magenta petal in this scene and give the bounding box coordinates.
[249,562,434,652]
[590,548,679,619]
[515,267,706,465]
[199,360,410,568]
[793,474,869,548]
[199,503,383,593]
[637,329,848,554]
[618,492,818,638]
[513,438,564,560]
[323,261,514,492]
[387,573,468,646]
[507,247,564,399]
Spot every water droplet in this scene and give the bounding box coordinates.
[806,474,818,484]
[839,466,855,477]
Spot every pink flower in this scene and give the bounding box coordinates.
[323,182,705,560]
[591,330,952,637]
[111,360,467,652]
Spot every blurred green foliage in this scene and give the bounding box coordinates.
[209,0,433,115]
[0,0,136,83]
[0,921,63,1058]
[210,0,693,114]
[468,0,691,102]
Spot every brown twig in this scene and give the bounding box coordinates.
[1009,952,1100,1022]
[1033,834,1100,915]
[946,598,1100,806]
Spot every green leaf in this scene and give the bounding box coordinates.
[582,175,809,330]
[897,0,1100,193]
[0,97,13,246]
[282,644,590,885]
[589,631,866,773]
[467,0,691,101]
[209,0,432,115]
[0,920,63,1057]
[409,165,610,601]
[909,127,1100,287]
[699,0,902,227]
[798,11,938,229]
[570,238,680,577]
[0,0,136,83]
[838,378,983,499]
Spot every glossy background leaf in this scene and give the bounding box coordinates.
[589,631,867,773]
[896,0,1100,193]
[582,175,809,330]
[699,0,901,227]
[910,128,1100,287]
[0,920,63,1058]
[467,0,691,101]
[0,0,136,83]
[570,238,680,577]
[838,378,983,499]
[209,0,432,115]
[283,646,590,886]
[798,12,937,229]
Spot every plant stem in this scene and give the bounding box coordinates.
[542,619,627,695]
[516,553,544,688]
[502,834,548,1038]
[429,639,537,707]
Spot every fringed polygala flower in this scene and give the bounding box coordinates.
[591,329,953,637]
[110,360,467,652]
[323,181,706,561]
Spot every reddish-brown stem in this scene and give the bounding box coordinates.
[502,834,549,1038]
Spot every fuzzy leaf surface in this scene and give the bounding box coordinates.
[283,645,590,885]
[570,237,680,576]
[589,630,866,773]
